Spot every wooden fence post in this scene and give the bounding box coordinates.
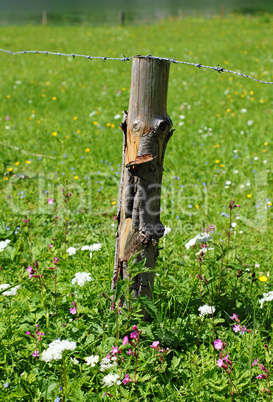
[42,10,47,25]
[112,56,173,319]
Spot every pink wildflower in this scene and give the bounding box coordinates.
[214,339,223,350]
[130,331,138,339]
[32,351,39,357]
[122,374,132,385]
[240,325,246,334]
[233,324,241,333]
[26,265,35,278]
[257,374,267,380]
[123,336,128,345]
[127,349,132,355]
[132,325,138,330]
[49,244,53,248]
[70,301,77,315]
[252,358,259,366]
[111,346,119,356]
[47,198,54,205]
[150,341,160,349]
[230,313,240,323]
[53,258,59,264]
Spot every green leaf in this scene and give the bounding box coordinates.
[115,279,126,301]
[138,295,159,322]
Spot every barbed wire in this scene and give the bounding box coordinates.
[0,48,273,85]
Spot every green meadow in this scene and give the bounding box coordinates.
[1,14,273,401]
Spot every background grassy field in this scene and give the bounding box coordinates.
[1,14,273,401]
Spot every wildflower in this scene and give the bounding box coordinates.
[123,374,132,385]
[70,301,77,315]
[259,276,268,282]
[123,336,128,345]
[32,351,39,358]
[0,283,21,296]
[72,272,92,287]
[230,314,240,323]
[214,339,223,350]
[111,346,119,356]
[41,339,76,362]
[47,198,54,205]
[54,398,60,402]
[233,325,241,333]
[0,239,11,252]
[259,291,273,308]
[25,160,31,164]
[85,355,99,366]
[53,258,59,265]
[130,331,138,339]
[67,247,77,256]
[3,383,8,388]
[164,227,172,236]
[81,243,102,252]
[71,357,79,364]
[252,358,259,366]
[100,357,116,372]
[185,233,212,250]
[216,359,227,368]
[85,148,90,152]
[102,373,121,387]
[198,304,215,317]
[257,374,267,380]
[150,341,160,349]
[127,349,132,355]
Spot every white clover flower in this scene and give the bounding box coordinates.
[0,283,21,296]
[81,243,102,252]
[102,373,121,387]
[89,243,102,252]
[72,272,92,287]
[185,233,212,250]
[100,357,116,372]
[259,291,273,308]
[85,355,99,366]
[67,247,77,256]
[41,339,76,363]
[198,304,216,317]
[0,239,11,252]
[164,227,172,236]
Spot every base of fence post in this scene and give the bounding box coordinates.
[112,56,173,320]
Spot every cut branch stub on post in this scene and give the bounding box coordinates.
[112,56,174,317]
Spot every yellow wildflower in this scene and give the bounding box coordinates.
[259,276,267,282]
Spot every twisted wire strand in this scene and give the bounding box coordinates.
[0,48,272,84]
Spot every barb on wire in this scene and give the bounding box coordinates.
[0,48,272,85]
